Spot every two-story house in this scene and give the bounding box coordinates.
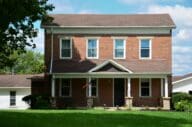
[38,14,175,109]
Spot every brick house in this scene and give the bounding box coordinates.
[36,14,176,109]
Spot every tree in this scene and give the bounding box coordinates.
[0,50,44,74]
[0,0,54,68]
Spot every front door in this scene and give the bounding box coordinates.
[114,79,125,106]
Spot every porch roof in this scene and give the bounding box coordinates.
[52,59,171,74]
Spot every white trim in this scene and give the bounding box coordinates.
[45,27,172,35]
[113,39,126,59]
[139,38,152,60]
[139,78,152,97]
[111,36,128,39]
[60,79,72,97]
[86,38,99,59]
[60,37,72,59]
[173,76,192,84]
[88,59,132,73]
[137,36,154,39]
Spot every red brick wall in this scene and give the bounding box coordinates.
[44,34,172,73]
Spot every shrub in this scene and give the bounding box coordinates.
[22,95,51,109]
[175,100,192,112]
[172,92,192,104]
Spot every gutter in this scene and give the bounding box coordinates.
[49,28,53,74]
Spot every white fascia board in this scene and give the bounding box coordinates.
[45,27,172,35]
[88,59,133,73]
[173,76,192,85]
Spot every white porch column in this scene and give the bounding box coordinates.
[51,78,55,97]
[164,77,168,98]
[127,78,131,97]
[88,77,92,97]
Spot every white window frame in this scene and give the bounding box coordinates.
[139,78,152,97]
[60,37,72,59]
[86,38,99,59]
[113,39,126,59]
[139,38,152,60]
[86,78,98,97]
[60,79,72,97]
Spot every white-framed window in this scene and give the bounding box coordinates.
[10,91,16,106]
[60,38,72,59]
[114,39,126,59]
[139,39,151,59]
[139,78,151,97]
[87,78,98,97]
[86,38,99,59]
[60,79,72,97]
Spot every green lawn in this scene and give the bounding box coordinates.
[0,110,191,127]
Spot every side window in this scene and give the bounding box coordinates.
[87,39,98,59]
[60,79,72,97]
[114,39,125,59]
[140,39,151,59]
[140,78,151,97]
[10,91,16,106]
[60,38,72,59]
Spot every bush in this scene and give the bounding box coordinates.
[172,92,192,104]
[175,100,192,111]
[22,95,51,109]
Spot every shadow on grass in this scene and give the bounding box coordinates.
[0,111,191,127]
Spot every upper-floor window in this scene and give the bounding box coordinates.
[87,39,99,59]
[114,39,126,59]
[140,78,151,97]
[140,39,151,59]
[60,79,72,97]
[60,38,72,59]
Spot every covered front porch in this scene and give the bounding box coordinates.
[51,73,171,110]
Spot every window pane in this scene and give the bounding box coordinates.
[115,39,124,49]
[92,87,97,96]
[141,79,150,96]
[141,49,149,57]
[10,91,16,106]
[61,79,71,96]
[88,39,97,48]
[88,49,96,57]
[141,88,149,96]
[62,39,71,49]
[115,49,124,57]
[62,49,71,57]
[141,39,149,48]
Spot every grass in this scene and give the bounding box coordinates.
[0,109,191,127]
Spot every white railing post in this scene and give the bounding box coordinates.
[88,77,92,97]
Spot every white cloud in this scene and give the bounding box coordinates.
[78,10,98,14]
[174,29,192,41]
[147,5,192,28]
[173,46,192,54]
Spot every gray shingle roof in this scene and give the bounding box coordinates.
[0,74,43,88]
[42,14,176,28]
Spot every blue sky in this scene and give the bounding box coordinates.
[32,0,192,76]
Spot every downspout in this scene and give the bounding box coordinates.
[49,28,53,74]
